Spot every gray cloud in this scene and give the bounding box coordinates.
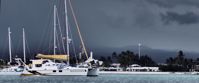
[1,0,199,61]
[147,0,199,8]
[96,45,199,63]
[160,11,199,25]
[0,0,1,13]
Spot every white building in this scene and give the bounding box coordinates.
[99,63,123,71]
[126,64,159,72]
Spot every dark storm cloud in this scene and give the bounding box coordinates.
[1,0,199,62]
[0,0,1,13]
[147,0,199,8]
[160,11,199,25]
[97,45,199,63]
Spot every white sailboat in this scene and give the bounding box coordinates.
[22,0,101,76]
[0,27,25,75]
[0,58,24,75]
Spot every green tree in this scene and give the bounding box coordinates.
[112,52,117,58]
[99,56,112,67]
[166,57,174,65]
[175,50,185,65]
[116,50,156,67]
[163,50,194,71]
[139,55,156,66]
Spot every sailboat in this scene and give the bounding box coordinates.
[0,28,25,75]
[22,0,101,76]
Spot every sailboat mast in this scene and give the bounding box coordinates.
[23,28,26,63]
[68,0,88,59]
[8,27,12,63]
[53,5,57,55]
[64,0,70,64]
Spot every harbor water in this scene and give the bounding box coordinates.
[1,74,199,83]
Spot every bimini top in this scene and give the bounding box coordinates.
[36,54,69,61]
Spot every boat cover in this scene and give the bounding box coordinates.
[36,54,69,61]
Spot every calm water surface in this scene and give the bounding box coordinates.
[0,74,199,83]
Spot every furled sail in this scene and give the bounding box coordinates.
[36,54,69,61]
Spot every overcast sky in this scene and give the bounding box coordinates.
[0,0,199,60]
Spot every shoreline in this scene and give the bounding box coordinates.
[99,71,199,75]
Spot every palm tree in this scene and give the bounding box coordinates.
[112,52,117,58]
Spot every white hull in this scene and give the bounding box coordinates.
[0,65,24,75]
[24,67,88,76]
[37,69,88,76]
[24,67,100,76]
[0,72,22,75]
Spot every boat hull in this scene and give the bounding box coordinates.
[24,67,88,76]
[87,68,99,76]
[0,72,22,75]
[0,66,24,75]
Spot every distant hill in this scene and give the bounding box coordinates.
[92,45,199,63]
[1,45,199,63]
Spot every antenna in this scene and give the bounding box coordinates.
[8,27,12,64]
[23,28,26,63]
[138,43,141,59]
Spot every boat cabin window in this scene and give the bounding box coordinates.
[35,64,42,67]
[53,70,56,72]
[42,60,49,64]
[59,70,62,72]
